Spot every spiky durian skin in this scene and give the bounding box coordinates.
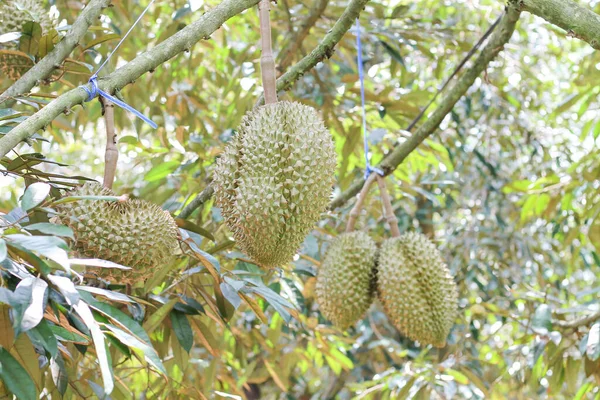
[58,183,180,282]
[0,0,54,36]
[213,101,336,268]
[377,233,458,347]
[315,232,377,330]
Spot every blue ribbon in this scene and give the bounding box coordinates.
[356,19,383,180]
[80,0,157,129]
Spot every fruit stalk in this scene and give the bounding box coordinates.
[345,173,378,232]
[102,98,118,189]
[376,175,400,237]
[258,0,277,104]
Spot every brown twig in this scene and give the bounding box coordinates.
[376,175,400,237]
[101,99,118,189]
[345,173,378,232]
[258,0,277,104]
[277,0,329,73]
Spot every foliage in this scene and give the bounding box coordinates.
[0,0,599,399]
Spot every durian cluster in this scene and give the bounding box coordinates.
[58,183,180,283]
[214,101,336,268]
[316,231,458,348]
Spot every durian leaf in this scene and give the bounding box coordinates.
[532,304,553,333]
[24,222,74,239]
[5,234,70,272]
[17,277,47,332]
[50,352,68,395]
[0,346,37,400]
[170,310,194,353]
[69,258,131,270]
[27,319,58,358]
[72,300,114,395]
[37,29,58,58]
[239,292,268,324]
[0,239,7,263]
[587,323,600,361]
[21,182,50,211]
[49,194,122,206]
[219,282,242,310]
[245,286,294,323]
[104,324,166,375]
[143,298,178,334]
[18,21,42,56]
[144,161,180,182]
[76,286,134,304]
[190,318,221,357]
[181,230,220,273]
[175,219,215,241]
[47,275,80,305]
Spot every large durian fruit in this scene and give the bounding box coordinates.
[315,232,378,329]
[377,232,458,347]
[57,183,180,282]
[0,0,54,36]
[213,101,336,268]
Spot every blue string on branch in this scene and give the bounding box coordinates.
[355,19,383,180]
[80,0,157,129]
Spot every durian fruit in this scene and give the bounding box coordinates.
[0,0,54,36]
[377,232,458,347]
[213,101,336,268]
[57,182,180,282]
[315,232,377,330]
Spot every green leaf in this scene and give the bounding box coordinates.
[6,234,70,271]
[220,282,241,309]
[27,319,57,358]
[0,346,37,400]
[37,29,58,58]
[103,324,166,375]
[143,298,178,334]
[0,239,6,263]
[532,304,553,333]
[18,21,42,56]
[143,160,179,182]
[82,33,120,51]
[47,275,80,305]
[175,219,215,241]
[21,182,50,211]
[170,310,194,353]
[18,277,47,332]
[24,222,74,239]
[50,352,68,395]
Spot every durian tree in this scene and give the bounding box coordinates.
[1,0,600,399]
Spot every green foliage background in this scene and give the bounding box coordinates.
[0,0,599,399]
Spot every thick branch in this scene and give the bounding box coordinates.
[0,0,261,159]
[277,0,329,73]
[0,0,112,104]
[515,0,600,50]
[328,7,521,210]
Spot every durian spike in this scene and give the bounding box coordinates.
[346,172,378,233]
[376,175,401,238]
[258,0,277,104]
[101,98,118,189]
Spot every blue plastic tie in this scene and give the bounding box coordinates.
[356,19,383,180]
[80,0,157,129]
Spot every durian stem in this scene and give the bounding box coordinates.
[102,99,118,189]
[258,0,277,104]
[345,173,378,233]
[376,175,400,238]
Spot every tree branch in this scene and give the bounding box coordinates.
[277,0,329,73]
[555,310,600,329]
[328,7,521,210]
[513,0,600,50]
[0,0,112,105]
[179,0,370,218]
[0,0,261,159]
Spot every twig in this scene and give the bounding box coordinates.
[101,99,117,189]
[277,0,329,73]
[256,0,370,106]
[555,310,600,329]
[0,0,112,105]
[0,0,262,159]
[345,172,377,232]
[258,0,277,104]
[376,175,400,237]
[328,7,521,210]
[178,184,215,219]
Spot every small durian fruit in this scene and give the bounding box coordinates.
[213,101,336,268]
[58,183,180,282]
[0,0,54,36]
[377,232,458,347]
[315,232,377,330]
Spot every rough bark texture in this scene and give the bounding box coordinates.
[516,0,600,50]
[328,6,521,210]
[0,0,112,105]
[0,0,261,158]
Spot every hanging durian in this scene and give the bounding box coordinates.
[213,101,336,268]
[315,231,378,329]
[0,0,54,36]
[377,232,458,347]
[57,182,180,282]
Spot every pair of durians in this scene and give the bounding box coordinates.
[315,230,458,348]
